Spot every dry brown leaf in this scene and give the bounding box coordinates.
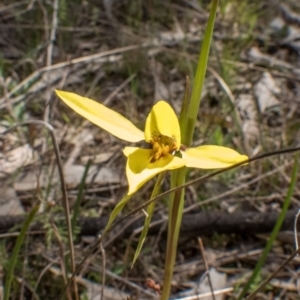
[0,144,37,179]
[254,72,280,114]
[13,165,123,192]
[0,187,24,215]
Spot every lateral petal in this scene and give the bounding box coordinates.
[55,90,144,142]
[144,101,181,148]
[182,145,248,169]
[123,147,185,195]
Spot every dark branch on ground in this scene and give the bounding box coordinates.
[1,208,298,243]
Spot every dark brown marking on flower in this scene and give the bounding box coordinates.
[180,144,187,151]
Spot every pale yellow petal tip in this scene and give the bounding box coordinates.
[55,90,79,103]
[55,89,62,98]
[55,89,69,97]
[240,154,249,161]
[237,155,249,165]
[127,187,138,196]
[183,146,248,169]
[225,153,249,166]
[126,176,147,196]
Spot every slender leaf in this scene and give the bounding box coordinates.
[104,194,132,234]
[72,159,91,235]
[131,172,165,267]
[238,153,299,299]
[179,76,190,142]
[186,0,219,146]
[4,204,40,300]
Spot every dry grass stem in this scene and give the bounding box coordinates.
[197,238,216,300]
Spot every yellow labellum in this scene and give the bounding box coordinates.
[123,147,185,194]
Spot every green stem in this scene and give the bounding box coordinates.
[71,159,91,235]
[186,0,219,146]
[238,153,299,299]
[161,168,186,300]
[4,204,39,300]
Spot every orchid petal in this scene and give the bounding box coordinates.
[55,90,144,142]
[182,145,248,169]
[123,147,185,195]
[144,101,181,148]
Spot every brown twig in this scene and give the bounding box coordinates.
[245,248,300,300]
[51,223,72,300]
[32,257,57,300]
[99,236,105,300]
[294,209,300,251]
[184,160,293,213]
[43,0,59,124]
[197,238,216,300]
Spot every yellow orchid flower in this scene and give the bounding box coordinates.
[56,90,248,195]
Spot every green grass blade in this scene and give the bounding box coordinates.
[4,204,40,300]
[71,159,91,235]
[103,194,132,234]
[186,0,219,146]
[131,172,165,267]
[131,200,156,268]
[179,77,190,143]
[238,153,299,299]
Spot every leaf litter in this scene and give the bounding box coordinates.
[1,0,300,299]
